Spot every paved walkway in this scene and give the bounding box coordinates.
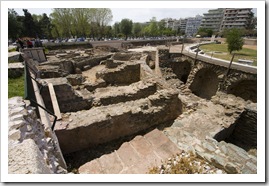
[78,129,181,174]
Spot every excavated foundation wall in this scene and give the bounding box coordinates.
[55,89,182,154]
[227,80,257,103]
[96,62,141,85]
[189,68,219,100]
[214,103,257,151]
[73,54,112,71]
[227,104,256,150]
[41,78,92,113]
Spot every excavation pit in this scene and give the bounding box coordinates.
[18,45,257,174]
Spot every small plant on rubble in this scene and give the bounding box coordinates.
[148,152,209,174]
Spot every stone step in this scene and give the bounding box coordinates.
[55,88,182,154]
[78,129,181,174]
[92,80,157,106]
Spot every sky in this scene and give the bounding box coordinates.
[13,8,257,25]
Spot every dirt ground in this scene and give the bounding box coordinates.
[82,64,106,83]
[243,45,257,50]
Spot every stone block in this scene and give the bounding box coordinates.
[8,139,52,174]
[202,141,216,152]
[99,153,123,174]
[8,63,24,78]
[112,52,138,61]
[116,142,141,167]
[79,159,103,174]
[194,144,205,153]
[241,161,257,174]
[9,129,21,141]
[224,162,239,174]
[219,141,228,154]
[210,155,227,169]
[66,74,85,86]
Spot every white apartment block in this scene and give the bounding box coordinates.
[220,8,253,31]
[200,8,224,32]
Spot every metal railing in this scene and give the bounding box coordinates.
[29,99,57,131]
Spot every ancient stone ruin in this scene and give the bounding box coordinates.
[8,43,257,175]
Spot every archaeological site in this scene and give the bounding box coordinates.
[8,39,257,175]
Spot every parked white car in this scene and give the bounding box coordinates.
[68,38,76,42]
[40,39,49,43]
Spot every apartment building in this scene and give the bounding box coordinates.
[220,8,253,31]
[185,15,203,37]
[179,18,187,33]
[200,8,224,32]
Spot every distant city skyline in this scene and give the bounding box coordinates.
[12,8,257,25]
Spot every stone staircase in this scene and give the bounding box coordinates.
[78,128,181,174]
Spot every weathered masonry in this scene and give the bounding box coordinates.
[8,42,257,174]
[158,48,257,102]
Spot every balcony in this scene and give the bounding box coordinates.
[238,11,251,14]
[235,19,247,22]
[222,22,245,26]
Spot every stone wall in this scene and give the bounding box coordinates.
[243,39,257,45]
[8,63,24,78]
[96,62,141,85]
[8,97,67,174]
[164,92,257,174]
[158,48,170,61]
[92,80,157,106]
[74,54,112,71]
[55,89,182,154]
[43,42,93,50]
[224,103,257,150]
[40,78,92,113]
[195,137,257,174]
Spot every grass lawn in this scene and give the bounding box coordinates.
[8,75,25,98]
[200,43,257,66]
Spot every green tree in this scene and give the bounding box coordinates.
[8,9,22,40]
[132,23,142,38]
[113,22,121,38]
[71,9,91,37]
[197,28,213,37]
[38,13,52,39]
[225,28,244,54]
[120,18,133,40]
[104,26,113,39]
[148,17,158,36]
[90,8,113,39]
[158,19,166,36]
[51,8,72,38]
[22,9,37,37]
